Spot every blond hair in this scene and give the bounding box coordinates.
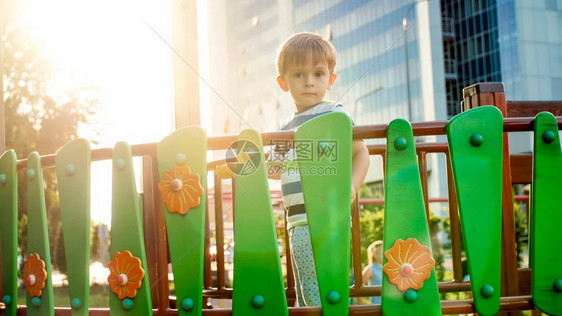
[276,32,336,76]
[367,240,384,265]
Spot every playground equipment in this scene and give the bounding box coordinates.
[1,83,561,315]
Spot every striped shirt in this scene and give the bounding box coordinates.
[273,101,352,229]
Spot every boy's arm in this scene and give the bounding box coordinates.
[351,139,370,202]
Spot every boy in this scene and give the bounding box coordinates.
[269,32,370,306]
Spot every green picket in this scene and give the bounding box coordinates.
[0,150,18,316]
[530,111,562,315]
[446,106,503,316]
[55,138,91,314]
[232,129,288,315]
[108,141,152,315]
[294,112,352,315]
[382,119,442,316]
[26,152,55,315]
[156,126,207,316]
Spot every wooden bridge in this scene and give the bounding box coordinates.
[1,83,562,315]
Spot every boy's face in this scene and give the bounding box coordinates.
[277,61,337,111]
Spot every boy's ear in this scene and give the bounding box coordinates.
[277,76,289,92]
[328,73,338,90]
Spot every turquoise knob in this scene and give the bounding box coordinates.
[176,153,187,164]
[543,130,556,144]
[31,297,41,307]
[122,298,134,310]
[3,295,11,305]
[115,158,126,170]
[71,297,82,309]
[181,298,194,311]
[66,163,76,176]
[394,137,408,151]
[481,284,494,298]
[327,291,341,305]
[470,133,484,147]
[251,295,265,309]
[27,168,36,179]
[0,174,6,184]
[553,279,562,292]
[404,289,418,303]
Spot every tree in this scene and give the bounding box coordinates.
[2,24,98,275]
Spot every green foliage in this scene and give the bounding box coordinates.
[3,25,98,275]
[513,201,527,267]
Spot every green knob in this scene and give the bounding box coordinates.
[71,297,82,309]
[481,284,494,298]
[404,289,418,303]
[553,279,562,292]
[394,137,408,151]
[251,295,265,309]
[3,295,11,305]
[470,133,484,147]
[122,298,134,310]
[31,297,41,307]
[181,298,194,311]
[327,291,341,305]
[543,130,556,144]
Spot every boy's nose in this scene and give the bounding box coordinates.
[305,75,314,86]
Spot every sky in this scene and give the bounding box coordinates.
[15,0,211,225]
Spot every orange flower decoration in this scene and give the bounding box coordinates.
[159,165,204,215]
[107,250,145,300]
[383,238,435,291]
[24,253,48,298]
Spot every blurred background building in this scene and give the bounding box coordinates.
[204,0,562,219]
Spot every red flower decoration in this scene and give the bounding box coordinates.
[158,165,204,215]
[107,250,145,299]
[24,253,48,298]
[383,238,435,291]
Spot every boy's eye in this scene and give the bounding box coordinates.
[315,71,325,77]
[293,72,302,78]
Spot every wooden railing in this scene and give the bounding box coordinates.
[1,82,562,315]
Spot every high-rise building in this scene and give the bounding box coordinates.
[443,0,562,116]
[204,0,562,204]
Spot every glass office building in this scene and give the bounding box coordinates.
[442,0,562,115]
[206,0,447,135]
[205,0,562,201]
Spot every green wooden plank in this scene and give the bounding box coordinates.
[232,129,288,316]
[26,152,54,315]
[530,111,562,315]
[294,112,352,315]
[0,150,18,316]
[55,138,91,315]
[157,126,207,316]
[446,106,503,316]
[382,119,442,316]
[108,141,152,315]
